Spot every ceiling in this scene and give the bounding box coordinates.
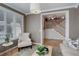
[4,3,79,15]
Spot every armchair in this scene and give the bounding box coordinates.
[18,33,32,48]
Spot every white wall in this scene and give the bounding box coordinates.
[26,14,41,43]
[44,29,64,40]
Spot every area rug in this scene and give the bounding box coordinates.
[16,45,36,56]
[52,46,63,56]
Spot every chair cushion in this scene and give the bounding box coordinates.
[18,33,32,48]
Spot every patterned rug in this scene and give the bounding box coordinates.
[52,46,63,56]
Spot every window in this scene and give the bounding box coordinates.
[15,14,23,38]
[0,6,24,44]
[0,26,4,32]
[0,10,4,21]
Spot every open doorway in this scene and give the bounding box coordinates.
[41,11,69,47]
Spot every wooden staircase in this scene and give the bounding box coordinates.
[54,20,65,36]
[44,17,65,37]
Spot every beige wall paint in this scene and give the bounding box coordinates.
[26,14,41,43]
[76,7,79,39]
[24,15,27,32]
[69,7,79,40]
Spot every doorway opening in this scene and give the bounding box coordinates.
[41,11,69,47]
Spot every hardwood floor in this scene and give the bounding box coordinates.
[44,39,63,47]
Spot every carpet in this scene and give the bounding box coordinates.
[52,46,63,56]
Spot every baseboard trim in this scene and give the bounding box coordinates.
[33,43,41,45]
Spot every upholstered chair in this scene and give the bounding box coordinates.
[18,33,32,49]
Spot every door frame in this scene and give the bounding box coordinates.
[40,10,69,44]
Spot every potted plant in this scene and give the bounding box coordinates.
[5,34,10,43]
[36,45,49,56]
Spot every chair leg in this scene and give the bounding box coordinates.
[30,45,32,49]
[18,48,21,52]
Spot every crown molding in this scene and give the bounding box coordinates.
[25,4,79,15]
[0,3,25,16]
[41,4,79,13]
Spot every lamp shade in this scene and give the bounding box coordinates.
[30,3,41,14]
